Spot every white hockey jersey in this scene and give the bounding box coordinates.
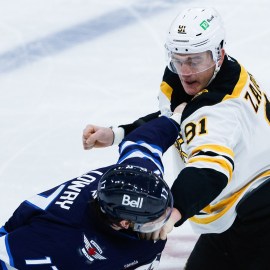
[176,63,270,233]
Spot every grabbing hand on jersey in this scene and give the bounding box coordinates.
[173,102,187,114]
[139,208,182,241]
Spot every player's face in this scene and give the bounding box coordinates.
[171,51,216,95]
[111,220,131,230]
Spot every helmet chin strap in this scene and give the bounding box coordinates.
[207,61,221,87]
[207,46,224,86]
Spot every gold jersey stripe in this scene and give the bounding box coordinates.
[190,144,234,159]
[160,81,173,101]
[223,64,249,101]
[190,170,270,224]
[188,156,233,182]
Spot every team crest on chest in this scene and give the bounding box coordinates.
[80,234,106,262]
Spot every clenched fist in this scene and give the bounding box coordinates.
[82,125,114,150]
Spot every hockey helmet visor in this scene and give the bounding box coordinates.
[166,50,217,76]
[132,206,172,233]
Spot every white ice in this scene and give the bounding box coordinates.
[0,0,269,269]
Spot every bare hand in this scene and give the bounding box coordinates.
[82,125,114,150]
[138,208,182,241]
[174,102,187,114]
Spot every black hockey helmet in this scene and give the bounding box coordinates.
[97,165,173,233]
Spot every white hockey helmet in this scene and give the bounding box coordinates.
[165,7,225,75]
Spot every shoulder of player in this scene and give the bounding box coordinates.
[62,166,110,196]
[182,58,250,121]
[37,166,111,212]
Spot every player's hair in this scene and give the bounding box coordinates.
[90,198,123,227]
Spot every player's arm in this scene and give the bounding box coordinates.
[172,167,228,225]
[171,107,238,224]
[82,111,160,150]
[117,103,187,174]
[118,111,160,137]
[140,166,228,240]
[82,67,192,150]
[153,105,238,240]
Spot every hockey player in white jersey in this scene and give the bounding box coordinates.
[83,7,270,270]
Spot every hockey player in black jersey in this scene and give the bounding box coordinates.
[0,113,182,270]
[82,7,270,270]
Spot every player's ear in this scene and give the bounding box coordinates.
[119,220,131,229]
[218,48,225,67]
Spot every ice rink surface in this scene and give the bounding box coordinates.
[0,0,269,269]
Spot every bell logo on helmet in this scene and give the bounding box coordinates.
[178,25,186,34]
[122,194,143,208]
[98,165,173,226]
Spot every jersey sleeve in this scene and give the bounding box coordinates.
[119,111,160,136]
[118,116,180,175]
